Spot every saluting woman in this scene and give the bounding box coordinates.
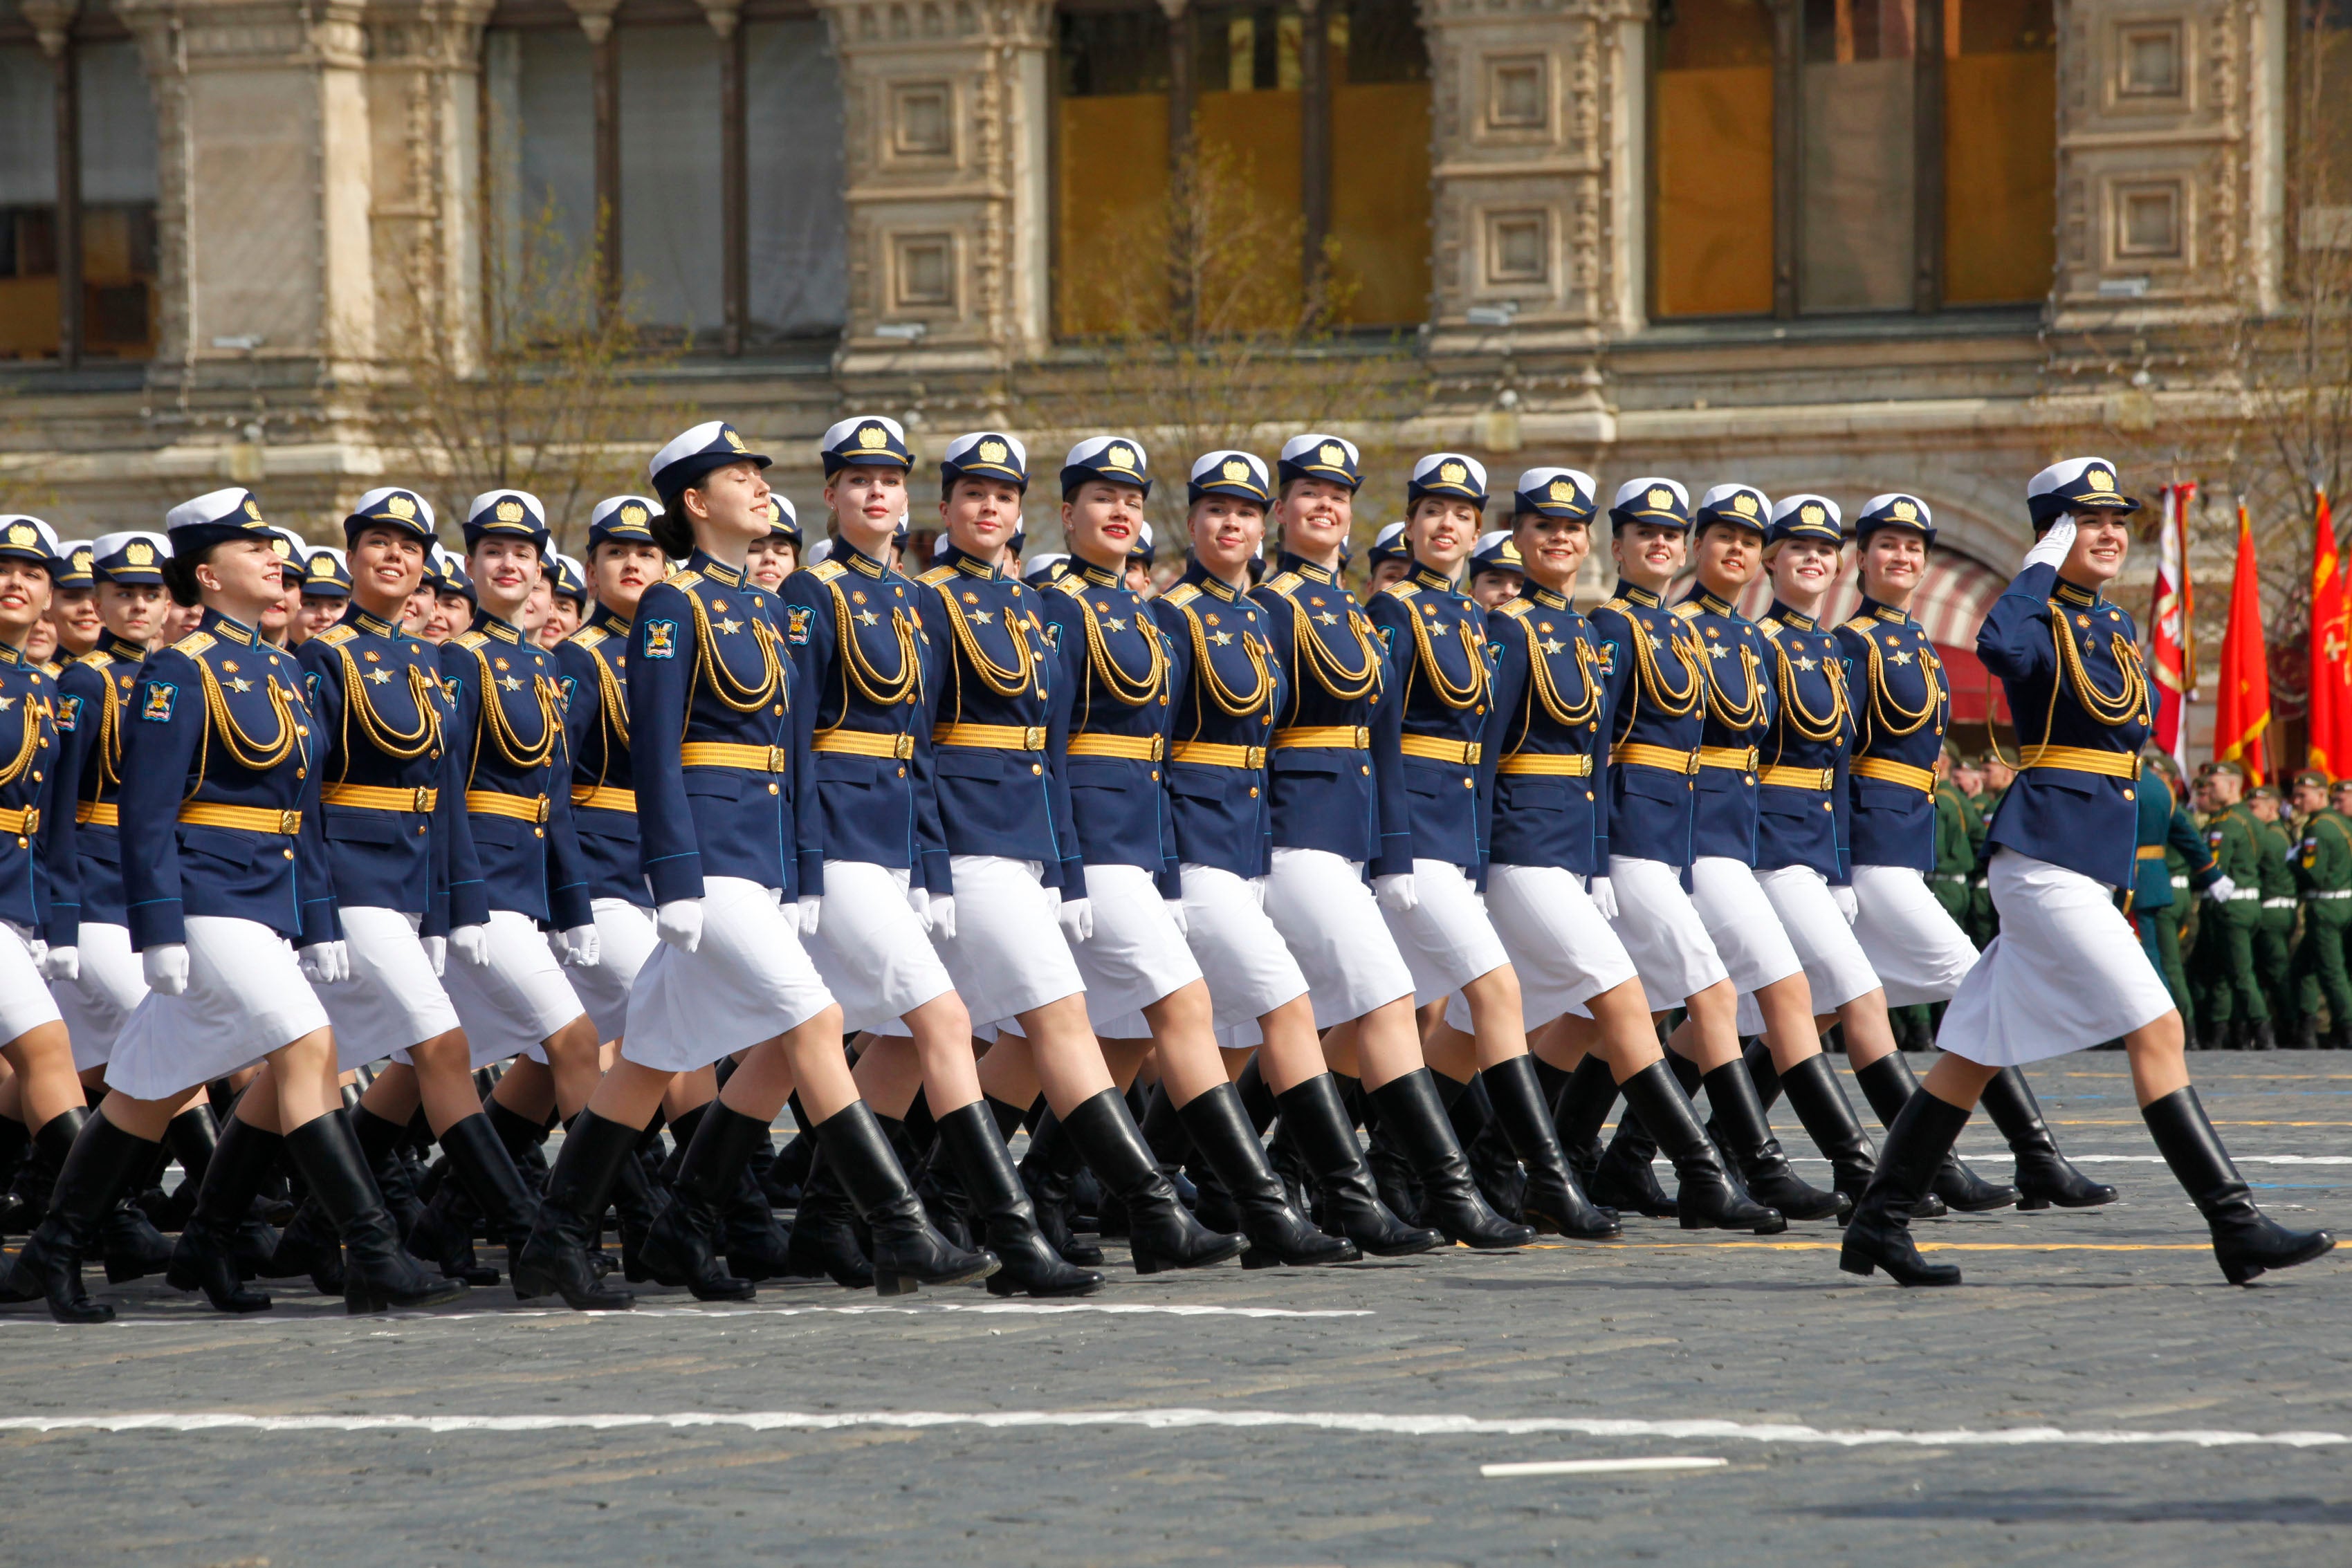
[515,422,990,1309]
[1843,459,2333,1287]
[4,490,465,1320]
[1363,453,1614,1239]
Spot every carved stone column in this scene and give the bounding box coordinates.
[820,0,1056,389]
[362,0,494,376]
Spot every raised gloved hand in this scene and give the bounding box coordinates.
[1373,874,1420,914]
[143,942,190,997]
[2023,515,2077,573]
[1165,898,1188,935]
[451,923,491,967]
[421,934,447,977]
[1058,896,1094,945]
[558,924,601,968]
[797,895,825,938]
[1830,883,1859,923]
[37,944,77,983]
[906,884,932,932]
[928,894,957,940]
[1586,876,1617,919]
[655,898,704,952]
[2206,874,2238,905]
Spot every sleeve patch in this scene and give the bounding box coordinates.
[54,694,80,732]
[140,681,176,722]
[786,605,814,646]
[643,619,679,659]
[1043,621,1063,650]
[1375,623,1397,656]
[559,674,578,708]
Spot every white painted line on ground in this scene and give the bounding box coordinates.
[0,1409,2343,1449]
[1482,1457,1728,1477]
[0,1301,1372,1328]
[1783,1154,2352,1165]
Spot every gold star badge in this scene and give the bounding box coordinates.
[717,618,744,634]
[500,674,524,692]
[971,609,994,625]
[1211,631,1234,646]
[856,609,880,627]
[230,677,253,692]
[1794,654,1817,672]
[1538,637,1566,655]
[1106,616,1127,632]
[1316,611,1339,626]
[1707,643,1729,660]
[367,668,393,685]
[1890,650,1913,666]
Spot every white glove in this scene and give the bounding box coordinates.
[37,944,77,983]
[2022,515,2077,572]
[144,943,190,996]
[558,924,600,968]
[1373,874,1420,914]
[797,894,824,937]
[298,941,350,986]
[1165,898,1188,934]
[906,884,931,931]
[928,893,956,940]
[1058,896,1094,944]
[24,938,45,969]
[656,898,704,952]
[1830,883,1859,923]
[451,923,491,966]
[1587,876,1617,919]
[421,934,447,977]
[1043,885,1063,917]
[2206,874,2238,905]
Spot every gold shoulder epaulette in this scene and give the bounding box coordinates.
[1498,600,1534,620]
[1757,617,1783,640]
[1670,602,1701,621]
[919,566,957,588]
[1384,581,1420,601]
[573,626,607,649]
[1262,571,1303,596]
[810,560,848,584]
[173,631,216,656]
[452,630,490,651]
[74,648,113,668]
[1162,583,1202,608]
[315,624,359,647]
[1053,576,1090,601]
[1841,617,1874,634]
[668,570,704,594]
[1595,597,1628,616]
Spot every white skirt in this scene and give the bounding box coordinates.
[435,909,586,1069]
[105,916,331,1100]
[1687,856,1804,995]
[1066,863,1205,1033]
[1262,847,1416,1029]
[802,862,955,1034]
[1936,849,2174,1067]
[1177,863,1309,1049]
[1445,864,1637,1033]
[561,897,661,1042]
[0,921,62,1046]
[53,921,142,1069]
[623,876,836,1072]
[1383,858,1514,1004]
[321,906,462,1071]
[873,856,1085,1037]
[1851,863,1979,1006]
[1606,855,1731,1008]
[1736,865,1884,1035]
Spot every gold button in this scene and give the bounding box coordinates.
[1249,785,1260,797]
[14,838,24,849]
[1463,778,1474,788]
[430,748,441,760]
[1031,764,1043,775]
[282,848,295,859]
[1261,715,1271,725]
[1150,770,1160,782]
[2123,788,2134,800]
[296,768,306,780]
[533,827,545,838]
[768,782,780,795]
[897,766,907,778]
[1823,801,1832,811]
[1475,706,1485,716]
[418,824,428,835]
[1584,790,1594,800]
[1743,775,1754,785]
[773,704,784,715]
[1361,765,1370,775]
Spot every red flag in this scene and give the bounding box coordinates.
[2214,500,2271,784]
[2149,483,2194,770]
[2311,487,2351,776]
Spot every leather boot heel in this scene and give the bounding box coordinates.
[1702,1061,1848,1222]
[1061,1090,1244,1273]
[1179,1085,1359,1268]
[284,1112,468,1314]
[937,1103,1101,1298]
[1276,1076,1442,1257]
[1480,1057,1618,1240]
[1368,1071,1536,1249]
[511,1112,636,1310]
[1839,1091,1969,1288]
[821,1103,1000,1293]
[2143,1087,2335,1284]
[0,1112,154,1324]
[1981,1069,2117,1210]
[165,1114,282,1313]
[1615,1063,1783,1234]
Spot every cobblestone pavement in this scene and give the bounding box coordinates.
[0,1056,2345,1567]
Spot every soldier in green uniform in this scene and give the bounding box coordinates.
[2289,769,2352,1049]
[2192,760,2273,1050]
[1972,750,2010,944]
[2135,750,2221,1033]
[1912,747,1976,1047]
[2247,784,2301,1042]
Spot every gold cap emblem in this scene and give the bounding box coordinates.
[1221,459,1250,483]
[125,541,155,565]
[856,425,890,450]
[1105,445,1136,470]
[1440,461,1468,486]
[243,498,262,521]
[495,499,526,524]
[1801,503,1826,527]
[620,503,647,527]
[1499,539,1523,563]
[1319,443,1347,468]
[385,494,417,520]
[1647,488,1673,510]
[270,536,293,557]
[723,427,748,452]
[6,524,33,546]
[1892,498,1918,522]
[2086,468,2115,492]
[71,548,91,570]
[1732,492,1758,517]
[1548,479,1574,502]
[978,439,1009,465]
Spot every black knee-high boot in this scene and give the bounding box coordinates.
[1368,1071,1537,1248]
[1177,1085,1359,1269]
[1480,1057,1619,1239]
[488,1099,554,1195]
[1615,1063,1783,1233]
[0,1112,154,1322]
[1276,1073,1442,1256]
[1016,1104,1105,1266]
[640,1103,772,1301]
[284,1111,470,1315]
[154,1103,219,1230]
[817,1102,998,1295]
[511,1111,637,1310]
[165,1114,282,1312]
[1773,1053,1879,1200]
[1853,1053,2012,1212]
[935,1102,1102,1297]
[2143,1087,2335,1284]
[1702,1060,1848,1221]
[437,1114,541,1283]
[1059,1089,1244,1273]
[1979,1069,2117,1209]
[1550,1054,1620,1183]
[1586,1095,1677,1219]
[784,1145,872,1288]
[0,1113,29,1230]
[3,1104,81,1230]
[1839,1090,1969,1286]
